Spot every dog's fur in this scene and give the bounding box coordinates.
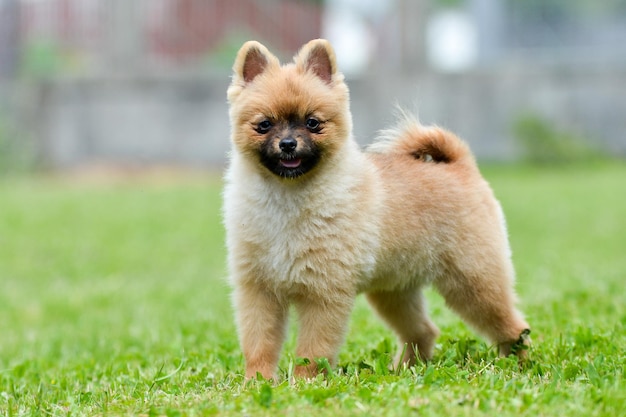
[224,39,530,379]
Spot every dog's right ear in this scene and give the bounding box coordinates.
[233,41,279,84]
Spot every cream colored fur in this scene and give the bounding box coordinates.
[224,39,530,379]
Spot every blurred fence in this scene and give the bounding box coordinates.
[3,0,626,79]
[1,0,626,170]
[1,0,322,79]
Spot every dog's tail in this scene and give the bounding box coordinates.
[367,113,473,164]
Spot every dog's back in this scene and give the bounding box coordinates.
[367,115,473,165]
[365,118,512,290]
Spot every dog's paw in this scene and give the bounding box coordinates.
[498,328,531,358]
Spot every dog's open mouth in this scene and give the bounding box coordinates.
[280,158,302,169]
[261,148,319,179]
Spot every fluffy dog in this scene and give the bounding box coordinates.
[223,39,530,379]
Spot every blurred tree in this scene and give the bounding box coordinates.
[512,114,606,165]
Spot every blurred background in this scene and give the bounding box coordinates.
[0,0,625,173]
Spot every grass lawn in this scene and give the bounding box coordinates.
[0,163,624,416]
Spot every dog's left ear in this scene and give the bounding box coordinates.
[296,39,338,84]
[232,41,279,84]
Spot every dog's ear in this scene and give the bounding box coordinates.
[233,41,279,84]
[296,39,338,84]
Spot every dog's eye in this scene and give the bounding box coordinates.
[256,120,272,133]
[306,118,321,132]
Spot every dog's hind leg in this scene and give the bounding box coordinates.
[366,288,440,366]
[434,266,530,358]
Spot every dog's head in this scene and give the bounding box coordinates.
[227,39,352,180]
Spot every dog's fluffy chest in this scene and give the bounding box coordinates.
[224,164,380,294]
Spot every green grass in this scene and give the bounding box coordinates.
[1,163,625,416]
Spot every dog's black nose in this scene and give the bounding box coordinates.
[279,137,297,152]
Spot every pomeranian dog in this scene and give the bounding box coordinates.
[224,39,530,379]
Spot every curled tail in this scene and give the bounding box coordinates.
[367,114,473,164]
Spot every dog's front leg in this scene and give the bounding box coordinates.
[293,291,354,378]
[233,281,288,380]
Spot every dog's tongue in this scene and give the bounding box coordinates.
[280,158,302,169]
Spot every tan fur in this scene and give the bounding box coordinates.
[224,39,530,380]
